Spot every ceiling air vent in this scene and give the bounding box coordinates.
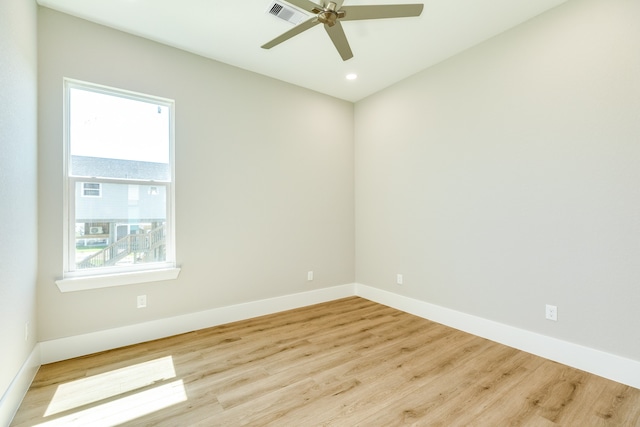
[266,1,309,25]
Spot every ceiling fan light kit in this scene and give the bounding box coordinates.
[262,0,424,61]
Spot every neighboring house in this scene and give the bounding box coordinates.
[72,155,168,268]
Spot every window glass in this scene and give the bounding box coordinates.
[65,80,174,277]
[69,88,170,162]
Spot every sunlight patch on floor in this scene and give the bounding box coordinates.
[44,355,177,416]
[34,379,187,427]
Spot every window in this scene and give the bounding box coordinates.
[59,79,178,289]
[82,182,102,197]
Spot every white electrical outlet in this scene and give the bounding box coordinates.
[396,274,403,285]
[137,295,147,308]
[545,304,557,321]
[307,271,314,281]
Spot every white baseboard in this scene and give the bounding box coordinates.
[355,283,640,390]
[0,344,41,427]
[37,282,640,390]
[40,284,355,364]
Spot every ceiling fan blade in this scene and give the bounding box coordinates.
[284,0,323,13]
[324,21,353,61]
[340,4,424,21]
[261,17,320,49]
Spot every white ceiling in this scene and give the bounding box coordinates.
[37,0,568,102]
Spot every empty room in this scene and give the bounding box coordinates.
[1,0,639,425]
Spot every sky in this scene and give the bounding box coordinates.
[69,87,171,164]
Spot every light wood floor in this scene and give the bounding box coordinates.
[11,297,640,426]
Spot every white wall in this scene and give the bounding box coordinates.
[355,0,640,361]
[37,8,354,341]
[0,0,39,420]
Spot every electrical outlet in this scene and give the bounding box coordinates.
[307,271,313,281]
[137,295,147,309]
[545,304,557,321]
[396,274,403,285]
[25,322,29,342]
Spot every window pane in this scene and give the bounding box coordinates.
[75,182,167,270]
[65,80,175,278]
[69,88,170,181]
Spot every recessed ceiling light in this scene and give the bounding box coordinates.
[346,73,358,80]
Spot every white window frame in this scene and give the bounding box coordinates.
[56,79,179,292]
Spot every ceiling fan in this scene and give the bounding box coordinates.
[262,0,424,61]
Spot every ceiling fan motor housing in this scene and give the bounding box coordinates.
[313,2,345,27]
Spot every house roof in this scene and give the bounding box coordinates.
[71,156,170,181]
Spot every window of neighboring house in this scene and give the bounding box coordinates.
[60,79,177,288]
[82,182,102,197]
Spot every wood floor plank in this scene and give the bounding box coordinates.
[353,339,517,425]
[10,297,640,426]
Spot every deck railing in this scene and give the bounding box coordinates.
[77,224,166,269]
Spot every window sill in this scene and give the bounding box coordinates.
[55,268,181,292]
